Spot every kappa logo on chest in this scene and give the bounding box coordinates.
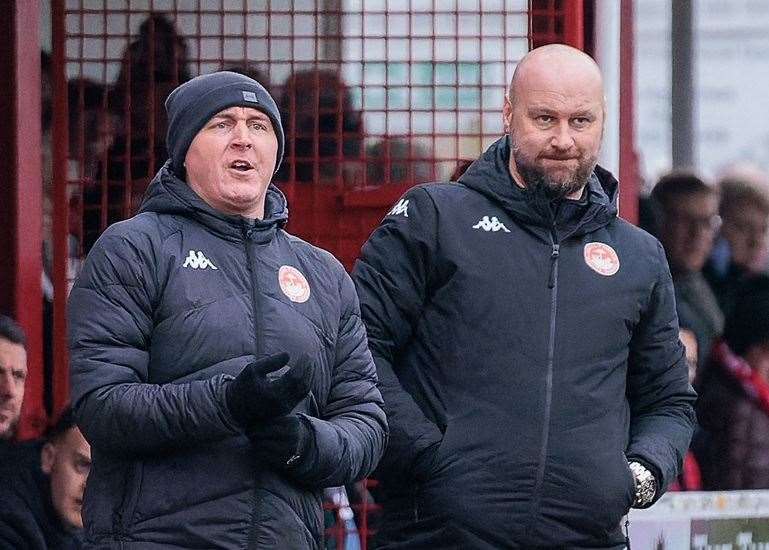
[182,250,218,270]
[472,215,510,233]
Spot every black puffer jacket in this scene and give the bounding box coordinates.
[68,163,387,549]
[352,137,696,549]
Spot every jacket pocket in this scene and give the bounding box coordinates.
[414,422,454,521]
[596,451,636,534]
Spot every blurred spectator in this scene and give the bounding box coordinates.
[0,315,27,444]
[107,13,190,182]
[276,69,363,185]
[68,78,113,184]
[365,137,434,186]
[679,328,699,385]
[696,276,769,490]
[226,64,271,92]
[651,171,723,370]
[0,407,89,549]
[668,327,703,491]
[704,165,769,316]
[637,195,661,245]
[69,78,112,263]
[79,13,190,254]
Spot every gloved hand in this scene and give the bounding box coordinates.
[225,352,314,429]
[250,415,314,471]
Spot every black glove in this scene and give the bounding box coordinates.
[225,352,313,429]
[250,415,314,471]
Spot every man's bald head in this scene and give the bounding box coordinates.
[503,44,606,200]
[508,44,604,108]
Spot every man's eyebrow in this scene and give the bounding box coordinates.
[526,106,598,117]
[570,110,597,118]
[212,112,270,122]
[527,106,559,115]
[211,113,237,122]
[246,112,270,122]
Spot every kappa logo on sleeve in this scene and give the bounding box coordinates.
[387,199,409,218]
[182,250,218,270]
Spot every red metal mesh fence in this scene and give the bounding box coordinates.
[51,1,582,546]
[58,0,531,271]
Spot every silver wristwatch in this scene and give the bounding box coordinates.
[628,461,657,508]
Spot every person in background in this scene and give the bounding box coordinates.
[0,314,27,446]
[0,407,90,549]
[651,171,723,371]
[365,137,434,187]
[107,13,191,182]
[668,327,702,491]
[704,165,769,317]
[697,276,769,490]
[276,69,364,185]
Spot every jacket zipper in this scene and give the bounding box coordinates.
[243,221,264,548]
[243,222,263,358]
[529,235,560,532]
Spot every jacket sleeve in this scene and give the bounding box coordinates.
[350,187,444,479]
[289,272,388,488]
[68,227,240,456]
[625,241,697,502]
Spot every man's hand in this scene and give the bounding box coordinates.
[225,353,314,429]
[250,415,314,471]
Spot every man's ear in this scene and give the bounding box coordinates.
[41,442,57,475]
[502,96,513,134]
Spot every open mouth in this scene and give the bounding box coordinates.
[229,160,254,172]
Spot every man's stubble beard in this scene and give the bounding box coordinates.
[510,135,597,201]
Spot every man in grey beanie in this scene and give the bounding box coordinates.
[68,71,387,549]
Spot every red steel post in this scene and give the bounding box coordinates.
[0,0,46,438]
[51,0,71,415]
[619,0,639,224]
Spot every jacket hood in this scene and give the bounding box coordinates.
[139,160,289,241]
[458,136,619,241]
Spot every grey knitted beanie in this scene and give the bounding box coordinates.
[165,71,284,176]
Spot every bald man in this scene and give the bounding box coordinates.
[352,44,696,549]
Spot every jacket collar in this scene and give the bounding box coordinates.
[139,161,289,242]
[458,136,618,242]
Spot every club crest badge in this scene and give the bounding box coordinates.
[278,265,311,303]
[584,242,620,276]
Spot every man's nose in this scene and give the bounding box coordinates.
[550,122,575,151]
[0,373,12,399]
[230,122,253,150]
